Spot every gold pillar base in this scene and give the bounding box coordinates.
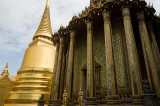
[85,97,97,105]
[4,104,48,106]
[157,96,160,105]
[106,95,120,105]
[131,95,143,105]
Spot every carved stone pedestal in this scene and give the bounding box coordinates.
[38,100,44,106]
[48,99,61,106]
[106,95,120,105]
[85,97,97,105]
[131,95,143,105]
[48,100,53,106]
[142,94,157,106]
[157,96,160,105]
[141,80,157,106]
[67,99,75,106]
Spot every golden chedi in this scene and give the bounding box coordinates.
[0,64,15,106]
[4,0,56,106]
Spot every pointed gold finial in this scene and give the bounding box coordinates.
[46,0,50,8]
[34,0,52,39]
[1,63,9,77]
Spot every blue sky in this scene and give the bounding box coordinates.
[0,0,159,76]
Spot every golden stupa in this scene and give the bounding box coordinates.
[0,64,15,106]
[4,0,56,106]
[1,63,9,77]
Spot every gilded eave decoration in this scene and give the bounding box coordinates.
[53,0,160,37]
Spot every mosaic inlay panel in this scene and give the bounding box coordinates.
[93,27,107,88]
[112,19,126,89]
[73,34,87,95]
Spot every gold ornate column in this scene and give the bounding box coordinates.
[86,19,94,98]
[53,36,64,100]
[122,7,142,95]
[50,35,59,101]
[66,30,76,99]
[102,10,117,96]
[137,11,160,96]
[59,46,66,99]
[148,22,160,71]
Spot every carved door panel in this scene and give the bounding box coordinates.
[81,62,101,98]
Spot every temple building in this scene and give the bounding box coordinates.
[2,0,160,106]
[49,0,160,105]
[0,64,15,106]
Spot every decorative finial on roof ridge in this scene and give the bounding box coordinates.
[46,0,50,8]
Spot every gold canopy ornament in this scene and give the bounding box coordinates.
[34,0,52,39]
[1,63,9,77]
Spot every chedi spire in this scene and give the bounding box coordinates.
[34,0,52,39]
[4,0,56,105]
[1,63,9,77]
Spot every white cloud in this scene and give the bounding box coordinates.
[0,0,159,76]
[0,0,89,76]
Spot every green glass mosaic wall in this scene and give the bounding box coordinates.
[112,19,127,89]
[93,27,107,88]
[73,33,87,96]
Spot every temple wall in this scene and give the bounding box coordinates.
[72,20,130,96]
[93,27,107,88]
[73,33,87,97]
[112,18,129,90]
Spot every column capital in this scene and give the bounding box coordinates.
[69,30,76,41]
[137,11,145,22]
[86,19,93,24]
[102,10,111,23]
[69,30,76,39]
[59,36,65,46]
[102,10,111,17]
[122,7,130,17]
[53,35,59,44]
[86,19,93,32]
[69,30,76,34]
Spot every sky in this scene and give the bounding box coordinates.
[0,0,159,76]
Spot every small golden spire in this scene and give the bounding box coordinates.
[1,63,9,77]
[34,0,52,39]
[46,0,50,8]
